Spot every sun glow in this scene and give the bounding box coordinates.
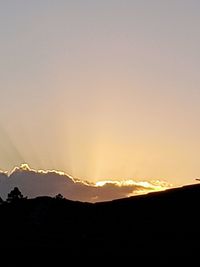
[95,179,171,191]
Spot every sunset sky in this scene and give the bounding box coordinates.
[0,1,200,192]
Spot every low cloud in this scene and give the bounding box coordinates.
[0,164,171,202]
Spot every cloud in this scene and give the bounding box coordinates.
[0,164,171,202]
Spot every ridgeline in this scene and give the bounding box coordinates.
[1,184,200,265]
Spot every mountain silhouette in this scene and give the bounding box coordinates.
[1,183,200,265]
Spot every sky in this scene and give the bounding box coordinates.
[0,1,200,189]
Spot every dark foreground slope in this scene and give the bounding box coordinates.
[1,184,200,264]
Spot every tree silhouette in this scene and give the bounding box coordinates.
[7,187,25,203]
[0,197,3,204]
[55,193,64,200]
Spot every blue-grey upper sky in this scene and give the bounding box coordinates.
[0,1,200,186]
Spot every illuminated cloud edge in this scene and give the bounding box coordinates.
[0,164,172,202]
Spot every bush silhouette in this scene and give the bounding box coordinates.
[7,187,25,203]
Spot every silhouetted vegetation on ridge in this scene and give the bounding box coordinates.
[6,187,27,203]
[1,184,200,264]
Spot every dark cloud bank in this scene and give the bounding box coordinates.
[0,164,170,202]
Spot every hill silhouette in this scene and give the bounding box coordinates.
[1,184,200,265]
